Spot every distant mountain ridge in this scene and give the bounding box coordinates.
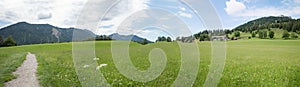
[0,22,95,45]
[109,33,153,43]
[0,22,152,45]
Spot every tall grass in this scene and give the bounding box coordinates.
[0,47,27,87]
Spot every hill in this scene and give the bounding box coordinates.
[0,22,95,45]
[0,22,153,45]
[233,16,300,33]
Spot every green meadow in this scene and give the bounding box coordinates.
[1,40,300,87]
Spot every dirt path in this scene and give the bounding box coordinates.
[5,52,40,87]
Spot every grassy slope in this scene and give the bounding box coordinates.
[0,40,300,86]
[230,28,299,40]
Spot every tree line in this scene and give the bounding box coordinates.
[160,28,299,44]
[95,35,112,40]
[175,36,194,43]
[156,35,195,43]
[155,30,228,43]
[156,36,172,42]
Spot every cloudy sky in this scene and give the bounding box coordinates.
[0,0,300,41]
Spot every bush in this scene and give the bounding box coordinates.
[291,32,298,39]
[0,36,3,46]
[282,31,290,39]
[296,30,300,34]
[258,31,264,39]
[251,32,256,37]
[258,30,268,39]
[263,31,268,38]
[234,31,240,37]
[269,31,275,39]
[141,38,148,45]
[199,34,209,41]
[167,37,172,42]
[3,36,17,47]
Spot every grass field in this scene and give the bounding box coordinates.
[0,40,300,86]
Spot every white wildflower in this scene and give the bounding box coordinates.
[96,64,108,70]
[83,65,90,68]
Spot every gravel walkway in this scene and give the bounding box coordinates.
[4,52,40,87]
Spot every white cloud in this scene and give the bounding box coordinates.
[0,0,152,34]
[238,7,300,17]
[97,0,150,35]
[0,0,87,28]
[38,12,52,20]
[225,0,300,17]
[179,6,186,11]
[224,0,246,15]
[295,0,300,3]
[0,0,195,38]
[176,6,192,18]
[177,11,192,18]
[242,0,258,3]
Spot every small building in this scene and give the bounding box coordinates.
[211,36,227,41]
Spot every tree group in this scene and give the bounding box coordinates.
[0,36,17,47]
[175,36,194,43]
[193,30,211,41]
[258,30,268,39]
[95,35,112,40]
[156,36,172,42]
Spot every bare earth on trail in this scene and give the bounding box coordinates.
[5,52,40,87]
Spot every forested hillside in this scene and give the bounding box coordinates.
[234,16,300,33]
[0,22,95,45]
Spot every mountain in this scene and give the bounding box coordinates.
[233,16,300,32]
[0,22,95,45]
[109,33,153,44]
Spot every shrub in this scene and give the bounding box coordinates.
[141,38,148,45]
[199,34,209,41]
[167,37,172,42]
[251,32,256,37]
[234,31,240,37]
[269,31,275,39]
[0,36,3,46]
[282,31,290,39]
[263,31,268,38]
[258,31,264,39]
[291,32,298,39]
[3,36,17,47]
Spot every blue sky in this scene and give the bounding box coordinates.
[0,0,300,41]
